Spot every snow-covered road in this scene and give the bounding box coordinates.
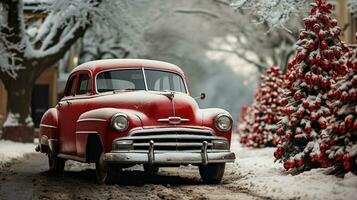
[0,153,261,200]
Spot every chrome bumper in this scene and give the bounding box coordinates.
[103,141,236,165]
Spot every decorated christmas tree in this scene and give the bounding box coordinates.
[274,0,349,171]
[320,45,357,176]
[238,66,283,148]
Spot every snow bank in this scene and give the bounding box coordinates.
[0,140,35,168]
[231,134,357,200]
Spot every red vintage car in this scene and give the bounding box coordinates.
[36,59,235,184]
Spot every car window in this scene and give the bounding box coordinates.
[77,73,91,95]
[145,70,186,93]
[96,69,145,93]
[65,75,77,96]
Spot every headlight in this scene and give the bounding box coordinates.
[111,114,129,132]
[215,114,232,131]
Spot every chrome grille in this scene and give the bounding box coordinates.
[127,128,215,151]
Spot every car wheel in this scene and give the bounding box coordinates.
[95,153,122,185]
[48,150,65,174]
[199,163,225,184]
[143,164,159,175]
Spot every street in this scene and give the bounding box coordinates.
[0,153,262,200]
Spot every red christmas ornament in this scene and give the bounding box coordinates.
[277,128,284,136]
[296,159,304,167]
[343,153,350,161]
[319,120,327,129]
[345,117,353,128]
[343,161,351,170]
[280,98,288,106]
[285,132,292,140]
[321,41,328,50]
[294,91,302,100]
[321,79,329,88]
[302,100,309,108]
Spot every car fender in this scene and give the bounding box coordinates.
[200,108,233,144]
[75,108,143,156]
[39,108,59,153]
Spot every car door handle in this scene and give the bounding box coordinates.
[66,101,72,105]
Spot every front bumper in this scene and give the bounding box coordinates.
[103,140,236,165]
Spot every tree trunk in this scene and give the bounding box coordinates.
[1,71,36,143]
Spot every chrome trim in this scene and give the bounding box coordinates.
[157,116,190,125]
[75,131,99,134]
[103,151,235,164]
[142,67,149,91]
[215,113,233,132]
[39,124,57,129]
[128,127,214,136]
[201,141,208,165]
[77,118,107,123]
[148,140,154,164]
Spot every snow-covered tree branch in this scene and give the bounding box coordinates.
[231,0,308,30]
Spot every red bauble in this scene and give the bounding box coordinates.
[299,32,306,40]
[302,101,309,108]
[277,128,284,136]
[294,91,302,100]
[321,60,330,70]
[335,153,343,161]
[343,153,350,161]
[313,24,320,33]
[280,98,288,106]
[305,125,312,134]
[321,79,329,88]
[296,159,304,167]
[319,120,327,129]
[327,50,335,59]
[332,124,339,132]
[345,117,353,128]
[354,120,357,130]
[297,110,304,119]
[297,51,307,61]
[308,43,315,51]
[312,74,320,84]
[344,161,351,170]
[289,117,297,126]
[318,31,326,39]
[285,132,292,140]
[341,91,349,102]
[315,101,321,109]
[321,41,328,50]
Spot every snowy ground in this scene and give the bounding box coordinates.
[0,140,35,168]
[0,137,357,199]
[231,134,357,200]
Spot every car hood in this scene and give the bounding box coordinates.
[93,91,201,127]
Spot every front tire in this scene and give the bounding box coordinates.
[95,153,122,184]
[48,150,65,174]
[199,163,225,184]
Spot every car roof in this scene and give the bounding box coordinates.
[71,59,185,76]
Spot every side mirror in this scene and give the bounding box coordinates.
[195,92,206,100]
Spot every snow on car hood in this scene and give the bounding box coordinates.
[93,90,201,127]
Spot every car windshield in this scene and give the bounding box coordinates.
[96,69,186,93]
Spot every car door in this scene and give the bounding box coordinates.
[58,74,78,154]
[58,72,92,155]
